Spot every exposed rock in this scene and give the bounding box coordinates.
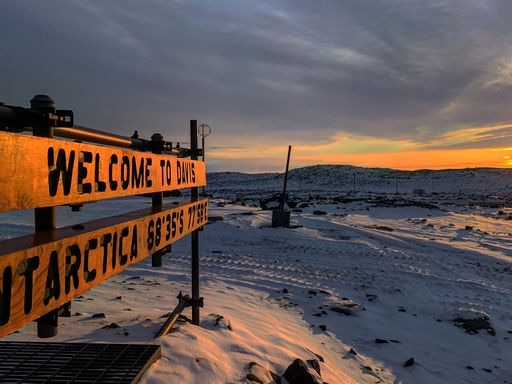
[208,216,224,223]
[102,323,120,329]
[373,225,394,232]
[313,210,327,215]
[246,362,280,384]
[92,313,106,319]
[403,357,415,367]
[349,348,358,356]
[318,325,327,331]
[375,338,389,344]
[306,359,321,376]
[283,359,322,384]
[330,301,361,316]
[366,294,378,302]
[305,348,324,363]
[453,314,495,336]
[213,314,233,331]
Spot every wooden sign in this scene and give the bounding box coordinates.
[0,131,206,212]
[0,198,208,337]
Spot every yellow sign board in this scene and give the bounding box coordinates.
[0,199,208,337]
[0,131,206,211]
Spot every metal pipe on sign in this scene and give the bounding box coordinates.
[0,104,20,126]
[154,293,190,338]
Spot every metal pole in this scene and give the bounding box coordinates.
[151,133,165,267]
[201,136,205,196]
[154,293,190,338]
[190,120,200,326]
[31,95,59,338]
[279,145,292,211]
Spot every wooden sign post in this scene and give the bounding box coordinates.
[0,96,208,338]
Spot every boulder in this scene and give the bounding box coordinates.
[283,358,322,384]
[245,362,280,384]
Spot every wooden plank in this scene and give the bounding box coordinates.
[0,131,206,211]
[0,198,208,337]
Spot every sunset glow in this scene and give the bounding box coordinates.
[207,127,512,172]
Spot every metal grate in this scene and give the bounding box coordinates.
[0,342,160,384]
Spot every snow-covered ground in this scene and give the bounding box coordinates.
[2,166,512,383]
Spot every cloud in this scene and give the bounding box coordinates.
[1,0,512,171]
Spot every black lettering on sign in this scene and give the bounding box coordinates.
[119,227,129,266]
[111,232,118,270]
[78,151,93,194]
[94,153,107,192]
[160,160,165,186]
[155,217,161,247]
[147,220,154,251]
[159,160,171,186]
[84,238,98,283]
[165,160,171,185]
[130,225,138,260]
[131,157,144,189]
[17,256,40,315]
[48,148,75,197]
[165,214,171,241]
[44,251,61,306]
[121,156,130,190]
[0,267,12,325]
[177,161,195,185]
[177,161,182,185]
[100,233,112,274]
[171,212,178,238]
[109,154,118,191]
[65,244,81,294]
[145,158,152,188]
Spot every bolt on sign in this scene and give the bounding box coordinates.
[0,129,208,337]
[0,131,206,211]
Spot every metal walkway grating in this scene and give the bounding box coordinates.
[0,341,161,384]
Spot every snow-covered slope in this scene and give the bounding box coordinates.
[2,165,512,383]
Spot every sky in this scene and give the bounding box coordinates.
[1,0,512,172]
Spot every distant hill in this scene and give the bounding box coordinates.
[207,165,512,199]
